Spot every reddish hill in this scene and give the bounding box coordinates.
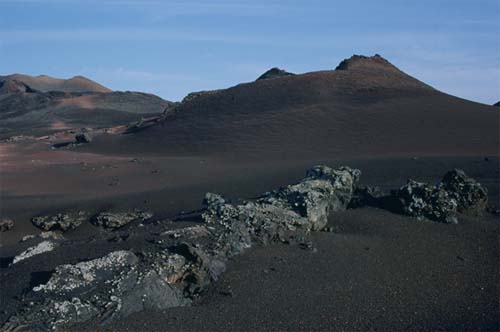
[89,54,498,159]
[0,74,111,93]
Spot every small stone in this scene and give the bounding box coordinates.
[0,218,14,232]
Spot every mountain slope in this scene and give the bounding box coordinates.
[0,77,175,139]
[0,74,111,93]
[88,54,498,159]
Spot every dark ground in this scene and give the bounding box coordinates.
[1,154,499,331]
[74,208,499,332]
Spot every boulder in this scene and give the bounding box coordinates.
[0,218,14,232]
[259,165,361,230]
[394,179,458,224]
[92,211,152,229]
[75,133,92,144]
[441,169,488,216]
[32,211,87,231]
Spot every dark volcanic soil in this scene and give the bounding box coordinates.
[75,209,499,332]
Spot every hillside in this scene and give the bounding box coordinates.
[88,54,498,159]
[0,76,175,139]
[0,74,111,93]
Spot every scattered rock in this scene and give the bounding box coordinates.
[2,165,489,331]
[92,210,153,229]
[12,240,57,264]
[0,218,14,232]
[32,211,87,231]
[75,132,92,144]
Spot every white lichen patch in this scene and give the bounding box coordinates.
[34,250,137,293]
[12,240,57,264]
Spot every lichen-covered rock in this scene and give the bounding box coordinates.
[92,210,152,229]
[1,165,362,331]
[441,169,488,216]
[32,211,87,231]
[395,179,458,224]
[4,250,193,331]
[259,165,361,230]
[0,218,14,232]
[12,240,57,264]
[203,195,310,257]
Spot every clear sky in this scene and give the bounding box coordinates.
[0,0,499,104]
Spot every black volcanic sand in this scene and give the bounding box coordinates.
[1,154,499,331]
[1,153,498,245]
[73,209,499,332]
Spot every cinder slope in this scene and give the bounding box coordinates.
[92,54,498,159]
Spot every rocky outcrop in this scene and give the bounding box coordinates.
[256,68,295,81]
[32,212,88,232]
[394,180,458,224]
[0,218,14,232]
[345,168,489,223]
[3,165,359,331]
[3,166,489,331]
[91,211,153,229]
[441,169,488,216]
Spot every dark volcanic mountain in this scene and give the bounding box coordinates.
[257,67,295,80]
[0,75,175,139]
[91,54,498,159]
[0,74,111,93]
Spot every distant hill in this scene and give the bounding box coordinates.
[494,101,500,107]
[0,74,111,93]
[90,54,498,159]
[0,75,175,139]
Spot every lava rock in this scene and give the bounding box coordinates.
[441,169,488,216]
[31,211,88,232]
[260,165,361,230]
[394,179,458,224]
[0,218,14,232]
[92,211,153,229]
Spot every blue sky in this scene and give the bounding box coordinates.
[0,0,498,103]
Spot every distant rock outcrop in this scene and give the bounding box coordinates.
[335,54,395,71]
[256,67,295,80]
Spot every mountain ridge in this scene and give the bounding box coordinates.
[0,73,111,93]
